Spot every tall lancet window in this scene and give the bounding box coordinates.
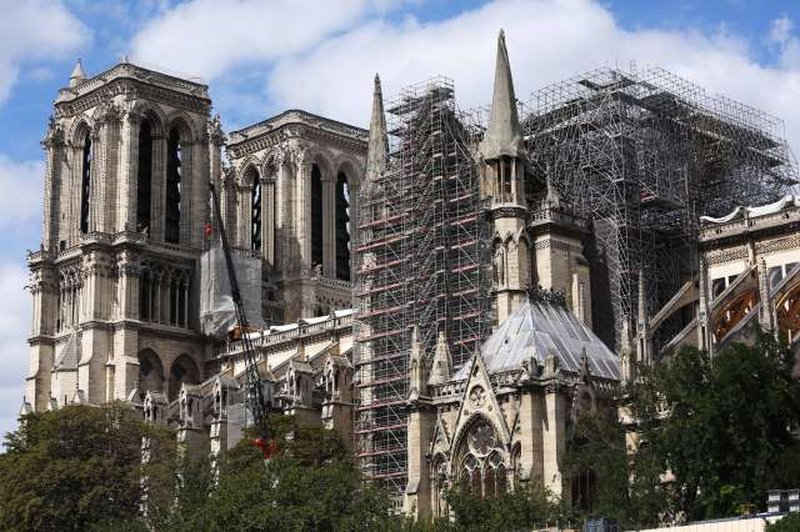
[165,128,182,244]
[249,168,262,252]
[137,121,153,233]
[79,132,93,234]
[311,164,323,268]
[335,171,351,280]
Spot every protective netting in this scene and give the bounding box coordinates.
[199,243,263,337]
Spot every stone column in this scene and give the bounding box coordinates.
[120,112,140,233]
[151,134,167,242]
[322,173,336,277]
[542,384,566,499]
[517,391,544,484]
[179,140,195,247]
[297,155,312,269]
[264,179,275,268]
[91,122,107,233]
[275,152,290,273]
[41,124,64,251]
[405,403,434,519]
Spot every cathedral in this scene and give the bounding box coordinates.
[23,31,800,519]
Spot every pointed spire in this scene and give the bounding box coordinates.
[544,171,561,208]
[121,53,129,64]
[428,329,453,386]
[479,29,524,160]
[366,73,388,181]
[69,58,86,88]
[409,326,427,400]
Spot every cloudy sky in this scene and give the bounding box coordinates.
[1,0,800,441]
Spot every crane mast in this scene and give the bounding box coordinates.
[209,181,273,455]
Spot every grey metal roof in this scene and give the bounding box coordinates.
[454,298,620,381]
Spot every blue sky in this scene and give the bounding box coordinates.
[1,0,800,442]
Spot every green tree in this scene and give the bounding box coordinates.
[147,415,396,532]
[629,333,800,522]
[0,403,175,531]
[439,484,560,532]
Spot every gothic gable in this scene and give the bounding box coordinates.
[449,353,511,458]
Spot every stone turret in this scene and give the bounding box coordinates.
[366,74,388,182]
[481,30,530,325]
[69,58,86,88]
[479,30,524,162]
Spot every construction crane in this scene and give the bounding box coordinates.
[209,181,276,460]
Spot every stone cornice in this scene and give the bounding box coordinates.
[57,62,208,103]
[699,206,800,249]
[55,70,210,118]
[227,110,368,159]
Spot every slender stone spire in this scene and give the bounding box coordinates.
[427,329,453,386]
[479,29,524,160]
[366,74,388,182]
[544,171,561,208]
[69,58,86,88]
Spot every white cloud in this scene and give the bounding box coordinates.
[0,0,89,105]
[0,263,30,444]
[128,0,800,161]
[0,155,43,229]
[130,0,403,80]
[267,0,800,163]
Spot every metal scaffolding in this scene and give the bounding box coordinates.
[520,65,797,350]
[353,77,492,505]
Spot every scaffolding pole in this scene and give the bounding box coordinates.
[520,65,797,350]
[353,77,492,507]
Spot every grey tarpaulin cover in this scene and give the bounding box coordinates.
[199,243,263,337]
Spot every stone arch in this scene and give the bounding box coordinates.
[164,117,194,244]
[334,157,362,191]
[68,118,94,148]
[261,151,280,180]
[452,413,508,498]
[242,163,262,252]
[166,111,201,143]
[167,354,200,401]
[309,150,335,180]
[69,120,95,234]
[430,451,449,517]
[138,349,165,395]
[333,160,359,282]
[130,102,168,137]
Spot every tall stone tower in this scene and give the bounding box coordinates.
[479,31,531,325]
[26,60,217,411]
[224,111,367,323]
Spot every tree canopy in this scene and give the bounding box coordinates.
[626,333,800,524]
[0,402,174,531]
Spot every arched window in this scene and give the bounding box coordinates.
[138,349,164,394]
[311,164,323,268]
[137,121,153,233]
[79,132,92,234]
[247,167,262,252]
[458,418,507,499]
[165,128,182,243]
[335,171,351,280]
[168,354,199,401]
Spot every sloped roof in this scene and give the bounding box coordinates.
[54,333,79,370]
[454,298,620,381]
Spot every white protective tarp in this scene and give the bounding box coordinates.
[700,194,800,224]
[199,244,263,337]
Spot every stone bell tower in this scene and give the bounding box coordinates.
[26,59,218,412]
[479,30,531,326]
